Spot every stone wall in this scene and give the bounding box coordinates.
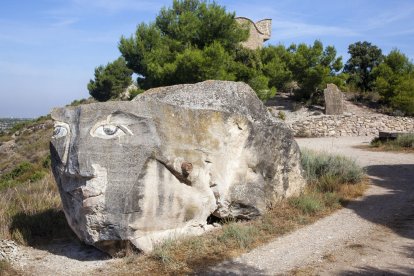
[289,113,414,137]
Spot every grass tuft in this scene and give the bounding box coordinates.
[370,134,414,152]
[218,222,258,249]
[289,193,323,215]
[301,149,364,186]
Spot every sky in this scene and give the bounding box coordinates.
[1,0,413,118]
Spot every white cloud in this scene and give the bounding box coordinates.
[50,17,79,28]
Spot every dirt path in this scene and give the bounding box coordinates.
[204,136,414,275]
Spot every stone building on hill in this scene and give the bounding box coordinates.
[235,17,272,49]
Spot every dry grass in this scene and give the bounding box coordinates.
[0,117,52,177]
[0,260,22,276]
[0,173,74,245]
[0,116,73,245]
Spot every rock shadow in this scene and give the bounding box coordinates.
[338,265,414,276]
[10,208,109,261]
[195,260,268,276]
[345,164,414,240]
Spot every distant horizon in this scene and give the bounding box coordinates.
[1,0,413,118]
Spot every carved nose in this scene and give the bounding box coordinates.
[65,135,94,178]
[65,142,80,175]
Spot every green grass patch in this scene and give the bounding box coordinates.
[0,160,50,191]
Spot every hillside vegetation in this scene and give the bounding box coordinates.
[0,117,73,245]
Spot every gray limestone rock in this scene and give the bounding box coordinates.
[324,83,344,115]
[50,80,305,255]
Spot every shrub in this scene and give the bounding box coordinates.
[300,149,364,186]
[396,134,414,148]
[370,134,414,150]
[0,161,49,190]
[88,57,133,101]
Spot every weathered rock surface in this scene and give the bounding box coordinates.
[324,83,344,115]
[235,17,271,50]
[50,80,305,254]
[0,240,19,262]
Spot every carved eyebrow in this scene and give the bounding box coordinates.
[107,111,148,125]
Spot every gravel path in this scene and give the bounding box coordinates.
[204,136,414,275]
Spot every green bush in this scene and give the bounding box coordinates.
[248,75,276,101]
[2,162,32,181]
[396,134,414,148]
[88,57,133,101]
[0,161,48,190]
[301,149,364,186]
[371,134,414,149]
[128,88,145,100]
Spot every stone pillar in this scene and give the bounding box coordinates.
[324,83,344,115]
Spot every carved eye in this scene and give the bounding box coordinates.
[103,125,119,135]
[93,124,129,139]
[52,124,68,138]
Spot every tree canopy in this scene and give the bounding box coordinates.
[119,0,249,89]
[344,41,383,91]
[87,57,133,102]
[373,49,414,115]
[260,41,344,102]
[87,0,413,117]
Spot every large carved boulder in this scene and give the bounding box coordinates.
[50,80,305,254]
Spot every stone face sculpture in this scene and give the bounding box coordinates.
[235,17,272,49]
[324,83,344,115]
[50,80,305,254]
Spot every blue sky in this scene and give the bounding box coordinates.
[1,0,413,118]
